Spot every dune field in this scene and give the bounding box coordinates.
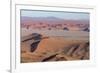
[21,30,89,63]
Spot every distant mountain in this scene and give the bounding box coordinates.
[21,16,62,20]
[21,16,89,24]
[21,16,64,23]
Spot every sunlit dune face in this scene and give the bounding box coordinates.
[34,37,87,53]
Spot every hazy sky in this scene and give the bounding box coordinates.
[21,10,89,20]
